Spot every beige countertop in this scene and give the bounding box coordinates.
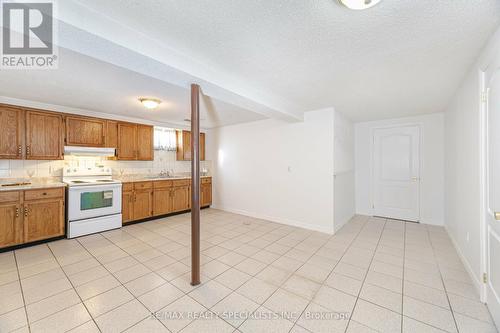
[0,178,66,192]
[117,174,212,183]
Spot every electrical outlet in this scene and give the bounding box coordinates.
[466,232,470,243]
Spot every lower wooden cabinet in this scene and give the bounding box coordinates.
[201,182,212,207]
[0,202,23,248]
[24,198,64,243]
[0,188,65,250]
[172,185,190,213]
[122,178,212,225]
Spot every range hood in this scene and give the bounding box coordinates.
[64,146,116,157]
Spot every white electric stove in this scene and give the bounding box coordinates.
[63,166,122,238]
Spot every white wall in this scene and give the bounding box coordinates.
[444,27,500,291]
[355,113,445,225]
[207,108,336,234]
[334,111,355,231]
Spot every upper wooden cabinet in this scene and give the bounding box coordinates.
[117,123,154,161]
[0,106,23,159]
[176,130,206,161]
[105,120,118,148]
[0,103,154,161]
[25,111,63,160]
[65,116,106,147]
[137,125,154,160]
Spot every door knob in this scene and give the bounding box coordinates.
[495,212,500,220]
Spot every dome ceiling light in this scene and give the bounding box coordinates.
[338,0,382,10]
[139,97,162,109]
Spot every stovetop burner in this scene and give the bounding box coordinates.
[71,180,90,184]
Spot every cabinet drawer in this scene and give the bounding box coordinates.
[134,181,153,190]
[24,188,64,201]
[154,180,173,189]
[201,177,212,184]
[172,179,190,187]
[122,183,134,192]
[0,191,20,203]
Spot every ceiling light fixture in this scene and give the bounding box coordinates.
[338,0,381,10]
[139,97,162,109]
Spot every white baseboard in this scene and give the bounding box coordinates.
[211,204,335,235]
[445,226,483,298]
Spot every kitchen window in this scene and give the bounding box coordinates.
[154,127,177,151]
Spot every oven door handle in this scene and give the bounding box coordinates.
[68,184,122,192]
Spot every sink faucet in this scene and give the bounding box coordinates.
[159,170,167,177]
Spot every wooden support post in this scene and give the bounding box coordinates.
[190,84,201,286]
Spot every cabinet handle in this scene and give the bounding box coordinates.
[18,145,22,155]
[26,145,31,156]
[15,207,19,217]
[24,207,28,217]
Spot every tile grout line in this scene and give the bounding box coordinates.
[343,217,388,333]
[425,225,461,333]
[45,243,103,333]
[288,215,372,333]
[13,250,32,333]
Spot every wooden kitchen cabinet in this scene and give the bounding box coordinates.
[105,120,118,148]
[0,188,65,250]
[0,202,22,248]
[176,130,206,161]
[172,184,190,213]
[201,182,212,207]
[117,123,137,160]
[122,178,211,225]
[65,116,106,147]
[137,125,154,160]
[25,111,63,160]
[0,191,23,248]
[122,188,134,224]
[117,123,154,161]
[133,188,153,220]
[0,106,23,159]
[153,181,173,216]
[24,198,65,243]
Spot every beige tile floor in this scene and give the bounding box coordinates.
[0,209,497,333]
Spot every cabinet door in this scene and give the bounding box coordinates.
[24,199,64,243]
[176,130,205,161]
[122,191,134,224]
[105,120,118,148]
[117,123,137,160]
[153,188,172,216]
[200,132,206,161]
[0,106,23,159]
[65,116,105,147]
[172,186,190,212]
[137,125,153,161]
[0,203,22,248]
[26,111,63,160]
[201,183,212,207]
[133,189,153,220]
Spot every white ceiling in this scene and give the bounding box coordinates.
[69,0,500,121]
[0,48,266,128]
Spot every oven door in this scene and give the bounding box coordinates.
[67,184,122,221]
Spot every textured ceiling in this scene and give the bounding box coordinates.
[0,48,266,128]
[72,0,500,121]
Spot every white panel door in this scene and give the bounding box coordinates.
[484,55,500,328]
[373,126,420,221]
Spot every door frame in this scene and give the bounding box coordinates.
[370,123,423,221]
[479,53,500,303]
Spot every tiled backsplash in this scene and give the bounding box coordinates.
[0,150,212,179]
